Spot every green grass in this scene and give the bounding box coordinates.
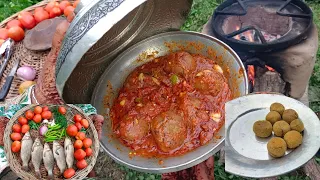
[0,0,42,21]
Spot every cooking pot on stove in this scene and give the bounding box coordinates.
[55,0,249,173]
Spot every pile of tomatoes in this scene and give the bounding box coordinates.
[10,105,53,153]
[0,0,79,44]
[64,114,93,179]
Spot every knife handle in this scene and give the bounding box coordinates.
[0,76,14,101]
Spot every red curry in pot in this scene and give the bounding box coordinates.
[110,51,232,157]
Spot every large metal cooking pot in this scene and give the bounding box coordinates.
[91,31,249,173]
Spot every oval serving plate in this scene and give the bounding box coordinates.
[225,93,320,178]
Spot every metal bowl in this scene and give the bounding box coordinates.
[91,31,249,173]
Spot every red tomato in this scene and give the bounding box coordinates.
[0,28,8,40]
[63,168,75,179]
[64,6,74,17]
[7,26,24,42]
[0,39,4,46]
[82,138,92,148]
[45,1,59,12]
[66,125,78,137]
[75,122,82,131]
[75,132,86,140]
[42,106,49,111]
[34,10,49,24]
[19,14,36,29]
[34,106,43,114]
[18,11,33,20]
[76,159,88,169]
[59,1,71,12]
[21,125,30,134]
[74,149,86,160]
[74,114,82,123]
[41,111,52,119]
[10,133,22,141]
[18,116,28,125]
[73,0,80,8]
[85,148,93,157]
[11,141,21,153]
[12,124,22,133]
[25,110,34,120]
[81,119,89,129]
[6,20,23,29]
[49,7,62,18]
[74,140,83,149]
[33,114,42,123]
[34,7,45,13]
[58,106,67,115]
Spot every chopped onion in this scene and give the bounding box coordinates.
[17,66,36,81]
[39,126,48,136]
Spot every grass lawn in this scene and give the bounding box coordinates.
[0,0,319,180]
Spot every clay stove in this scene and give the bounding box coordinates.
[206,0,318,101]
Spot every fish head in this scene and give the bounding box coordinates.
[44,143,51,151]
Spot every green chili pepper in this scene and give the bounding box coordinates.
[170,74,180,85]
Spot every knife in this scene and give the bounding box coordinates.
[0,59,20,101]
[0,38,15,79]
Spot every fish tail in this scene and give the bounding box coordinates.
[35,170,41,178]
[22,165,29,171]
[48,170,54,180]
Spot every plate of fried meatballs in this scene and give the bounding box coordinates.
[225,93,320,178]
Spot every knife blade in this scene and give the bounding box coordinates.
[0,59,20,101]
[0,39,15,79]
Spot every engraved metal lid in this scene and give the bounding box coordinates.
[56,0,192,103]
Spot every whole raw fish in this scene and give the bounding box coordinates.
[43,143,54,179]
[31,138,43,178]
[64,137,74,168]
[53,140,66,174]
[21,131,33,171]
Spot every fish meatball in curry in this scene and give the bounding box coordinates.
[194,70,225,96]
[270,102,285,115]
[111,51,232,157]
[282,109,298,124]
[118,116,149,143]
[151,110,187,153]
[164,51,196,76]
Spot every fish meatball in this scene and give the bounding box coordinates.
[164,52,196,76]
[194,70,224,96]
[266,111,281,125]
[151,110,187,152]
[282,109,298,124]
[253,120,272,138]
[273,121,291,137]
[284,130,303,149]
[270,102,285,115]
[267,137,287,158]
[119,116,149,143]
[290,119,304,133]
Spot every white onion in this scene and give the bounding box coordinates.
[17,66,36,81]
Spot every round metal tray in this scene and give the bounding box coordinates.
[225,93,320,178]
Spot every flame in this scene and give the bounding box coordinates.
[265,65,275,72]
[235,26,240,40]
[233,26,254,42]
[248,65,255,85]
